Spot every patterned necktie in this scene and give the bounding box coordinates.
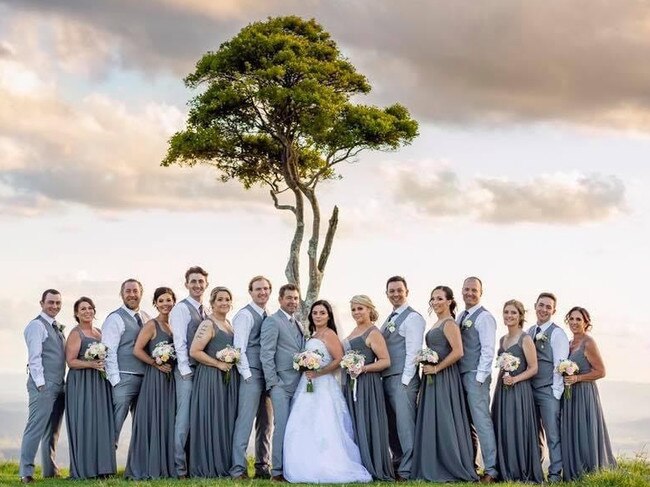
[262,310,268,319]
[291,318,303,338]
[458,310,469,324]
[135,313,143,328]
[534,326,542,341]
[198,304,205,320]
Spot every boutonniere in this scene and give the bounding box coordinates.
[462,319,473,329]
[56,323,66,333]
[387,321,396,333]
[535,333,548,348]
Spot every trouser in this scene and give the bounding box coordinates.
[174,368,193,476]
[462,372,498,477]
[112,373,143,448]
[533,386,562,480]
[19,379,65,478]
[383,374,419,479]
[268,384,293,477]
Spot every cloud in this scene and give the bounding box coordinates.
[0,56,269,215]
[390,163,626,224]
[6,1,650,131]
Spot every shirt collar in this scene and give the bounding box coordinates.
[465,303,482,315]
[393,303,409,316]
[185,296,202,310]
[249,302,265,317]
[39,312,55,325]
[538,320,553,331]
[280,309,294,322]
[120,304,139,317]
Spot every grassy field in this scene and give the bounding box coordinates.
[1,458,648,486]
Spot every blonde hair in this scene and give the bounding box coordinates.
[350,295,379,322]
[503,299,526,328]
[209,286,232,306]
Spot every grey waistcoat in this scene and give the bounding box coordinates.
[182,299,204,367]
[382,306,417,378]
[112,308,146,375]
[244,304,265,378]
[530,323,558,390]
[34,316,66,385]
[458,306,486,374]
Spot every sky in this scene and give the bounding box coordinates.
[1,0,649,455]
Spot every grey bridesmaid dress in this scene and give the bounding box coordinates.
[125,319,176,479]
[412,320,478,482]
[560,340,616,480]
[342,327,394,480]
[65,328,116,479]
[188,320,240,477]
[491,334,544,483]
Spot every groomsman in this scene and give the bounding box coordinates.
[231,276,273,480]
[19,290,66,484]
[170,266,208,479]
[456,277,498,482]
[380,276,425,481]
[528,292,569,482]
[102,279,150,448]
[260,284,304,482]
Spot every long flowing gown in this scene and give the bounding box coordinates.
[65,328,116,479]
[560,340,616,481]
[342,328,394,480]
[491,334,544,483]
[188,321,239,477]
[125,320,176,479]
[283,338,372,483]
[412,320,478,482]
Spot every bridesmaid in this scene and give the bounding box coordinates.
[125,287,177,479]
[64,297,116,479]
[342,295,394,480]
[491,300,543,483]
[412,286,478,482]
[188,286,239,477]
[561,306,616,480]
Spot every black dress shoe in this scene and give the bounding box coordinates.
[271,474,286,482]
[20,476,34,484]
[395,475,408,482]
[233,473,249,480]
[256,472,272,480]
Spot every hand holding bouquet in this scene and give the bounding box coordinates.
[152,341,176,379]
[558,359,580,399]
[216,345,241,384]
[84,342,108,379]
[340,351,365,401]
[495,352,521,389]
[293,349,324,392]
[414,347,439,384]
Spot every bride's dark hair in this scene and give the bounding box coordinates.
[308,300,338,335]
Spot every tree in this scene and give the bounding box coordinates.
[163,15,418,315]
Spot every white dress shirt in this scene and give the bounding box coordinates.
[533,320,570,400]
[102,305,150,386]
[24,312,55,387]
[394,304,426,386]
[233,302,266,381]
[170,296,203,377]
[463,303,497,383]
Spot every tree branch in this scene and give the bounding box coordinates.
[317,205,339,273]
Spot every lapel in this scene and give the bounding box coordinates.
[277,310,302,348]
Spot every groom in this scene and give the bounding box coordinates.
[528,292,569,482]
[381,276,425,481]
[260,284,304,482]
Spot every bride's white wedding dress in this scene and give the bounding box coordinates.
[283,338,372,483]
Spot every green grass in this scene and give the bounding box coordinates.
[1,458,648,486]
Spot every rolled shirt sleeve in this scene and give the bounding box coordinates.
[550,326,570,400]
[233,307,254,381]
[101,312,125,386]
[399,311,426,385]
[475,311,497,383]
[170,303,192,376]
[25,320,48,387]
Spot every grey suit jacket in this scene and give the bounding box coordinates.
[260,310,304,393]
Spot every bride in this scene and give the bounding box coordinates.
[283,300,372,483]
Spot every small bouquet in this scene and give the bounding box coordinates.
[293,349,324,392]
[84,342,108,380]
[152,341,176,380]
[340,351,365,401]
[216,345,241,384]
[495,352,521,389]
[414,347,439,384]
[557,359,580,399]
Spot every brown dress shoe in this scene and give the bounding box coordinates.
[480,474,496,483]
[271,474,286,482]
[395,475,408,482]
[20,477,34,484]
[233,473,250,480]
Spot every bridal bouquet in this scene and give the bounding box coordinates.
[340,351,365,401]
[84,342,108,380]
[152,341,176,380]
[216,345,241,384]
[414,347,439,384]
[293,349,324,392]
[495,352,521,389]
[557,359,580,399]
